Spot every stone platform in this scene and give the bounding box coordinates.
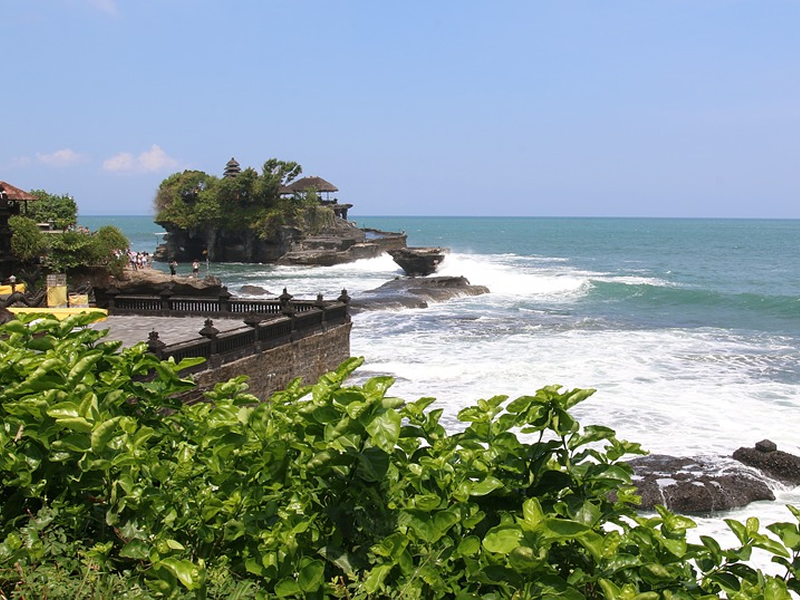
[90,315,244,348]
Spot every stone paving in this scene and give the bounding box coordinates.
[89,315,246,348]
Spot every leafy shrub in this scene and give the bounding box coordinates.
[0,314,798,598]
[8,216,47,263]
[28,189,79,230]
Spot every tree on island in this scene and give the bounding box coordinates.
[154,158,338,262]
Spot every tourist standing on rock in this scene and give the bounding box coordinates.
[169,260,177,277]
[192,259,199,278]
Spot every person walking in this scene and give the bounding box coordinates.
[192,259,199,278]
[169,260,177,277]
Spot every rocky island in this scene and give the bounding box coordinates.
[154,158,406,265]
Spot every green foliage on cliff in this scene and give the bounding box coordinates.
[27,189,79,230]
[154,159,326,236]
[1,314,799,598]
[8,216,48,262]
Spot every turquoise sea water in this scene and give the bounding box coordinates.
[81,214,800,552]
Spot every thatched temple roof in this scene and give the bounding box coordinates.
[286,176,338,194]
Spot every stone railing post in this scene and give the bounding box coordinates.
[315,293,326,328]
[279,288,293,313]
[199,319,220,367]
[147,330,166,359]
[219,287,232,315]
[159,288,174,316]
[105,287,119,311]
[338,288,351,321]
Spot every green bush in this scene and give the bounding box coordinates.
[28,190,78,230]
[8,216,47,263]
[0,314,798,599]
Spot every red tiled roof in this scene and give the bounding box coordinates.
[0,181,37,201]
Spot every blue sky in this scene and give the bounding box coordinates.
[3,1,799,218]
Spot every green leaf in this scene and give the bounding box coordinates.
[483,526,523,554]
[469,475,504,496]
[357,447,390,482]
[541,518,591,539]
[364,408,401,453]
[66,351,102,387]
[274,578,301,597]
[726,518,749,545]
[47,402,82,419]
[362,565,392,595]
[51,433,91,453]
[120,539,149,560]
[456,536,481,557]
[298,558,325,592]
[766,522,800,550]
[158,557,202,590]
[56,416,93,433]
[522,497,545,528]
[371,533,409,561]
[91,416,122,453]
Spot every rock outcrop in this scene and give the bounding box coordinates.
[388,247,449,276]
[732,440,800,486]
[157,215,407,267]
[239,285,273,296]
[627,454,775,513]
[350,276,489,313]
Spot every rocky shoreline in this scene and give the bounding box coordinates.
[627,440,800,513]
[349,276,490,314]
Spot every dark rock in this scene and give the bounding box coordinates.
[278,242,385,266]
[388,247,449,276]
[755,439,778,453]
[350,276,489,313]
[239,285,272,296]
[627,454,775,513]
[158,211,408,266]
[91,269,226,308]
[0,305,15,324]
[733,444,800,486]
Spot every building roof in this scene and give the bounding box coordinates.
[0,181,37,201]
[286,176,338,193]
[223,157,241,178]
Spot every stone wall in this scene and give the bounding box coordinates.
[192,321,352,400]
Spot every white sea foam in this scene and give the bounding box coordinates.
[437,252,591,300]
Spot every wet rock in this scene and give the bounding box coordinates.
[350,276,489,313]
[733,442,800,486]
[627,454,775,513]
[388,247,449,276]
[278,242,385,266]
[755,439,778,453]
[239,285,272,296]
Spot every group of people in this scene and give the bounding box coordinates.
[116,251,203,278]
[127,251,152,270]
[168,259,201,278]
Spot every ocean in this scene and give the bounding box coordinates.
[80,214,800,559]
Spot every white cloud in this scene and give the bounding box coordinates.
[103,145,179,174]
[103,152,136,173]
[37,148,89,167]
[139,145,179,172]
